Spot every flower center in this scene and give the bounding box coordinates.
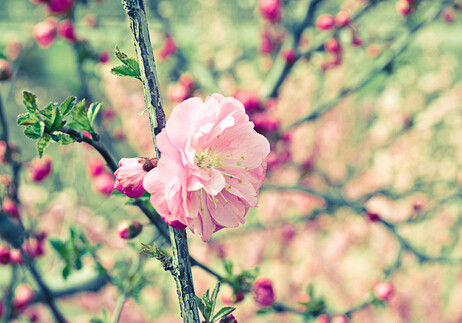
[195,150,222,169]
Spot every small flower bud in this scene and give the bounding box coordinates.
[9,249,23,264]
[316,314,329,323]
[28,157,52,182]
[58,20,77,42]
[366,211,380,222]
[157,35,177,61]
[169,83,191,103]
[396,0,412,16]
[331,315,349,323]
[2,197,20,218]
[33,18,58,48]
[316,14,335,31]
[259,0,282,23]
[220,314,238,323]
[0,245,10,265]
[324,37,342,54]
[281,48,297,65]
[234,90,262,114]
[252,278,276,307]
[48,0,74,14]
[0,60,13,81]
[114,157,157,198]
[99,51,110,63]
[13,285,34,311]
[335,11,350,27]
[88,158,105,177]
[93,172,114,196]
[373,281,394,300]
[179,74,195,92]
[117,220,143,239]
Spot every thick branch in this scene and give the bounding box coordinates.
[121,1,199,321]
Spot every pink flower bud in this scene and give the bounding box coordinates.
[33,18,58,48]
[114,157,157,198]
[2,197,20,218]
[179,74,195,92]
[48,0,74,14]
[13,285,34,311]
[373,281,394,300]
[366,211,380,222]
[396,0,412,16]
[335,11,350,27]
[28,157,52,182]
[157,36,177,61]
[441,7,456,23]
[58,20,77,42]
[259,0,282,23]
[168,83,191,103]
[316,14,335,31]
[221,314,238,323]
[24,238,45,259]
[0,245,10,265]
[252,278,276,307]
[252,113,280,134]
[259,29,275,54]
[0,60,13,81]
[331,315,349,323]
[352,34,363,47]
[88,158,105,177]
[99,51,110,63]
[117,220,143,239]
[9,249,23,264]
[234,90,262,114]
[281,48,297,65]
[324,37,342,54]
[316,314,329,323]
[93,172,114,196]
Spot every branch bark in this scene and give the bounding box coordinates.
[121,1,200,322]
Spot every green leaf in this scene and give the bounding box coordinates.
[59,96,77,116]
[24,121,44,139]
[17,112,38,126]
[40,103,54,118]
[50,133,75,145]
[115,48,140,75]
[50,105,63,131]
[23,91,37,113]
[211,307,235,323]
[69,99,92,132]
[195,296,207,320]
[111,65,141,79]
[49,239,69,259]
[37,134,50,157]
[223,259,234,276]
[210,282,221,320]
[87,102,102,127]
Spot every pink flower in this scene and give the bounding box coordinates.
[33,18,58,48]
[47,0,74,14]
[0,59,13,81]
[114,158,157,198]
[143,94,270,241]
[13,285,34,311]
[252,278,276,307]
[373,281,394,300]
[2,197,19,218]
[92,172,114,196]
[0,245,10,265]
[88,158,105,177]
[58,20,77,42]
[259,0,282,23]
[117,220,143,239]
[28,157,52,182]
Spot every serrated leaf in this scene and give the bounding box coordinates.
[50,133,74,145]
[70,99,92,132]
[40,103,54,118]
[115,48,140,74]
[23,91,37,113]
[50,105,63,132]
[87,102,102,127]
[37,133,50,157]
[211,307,235,322]
[60,96,77,116]
[111,65,141,79]
[17,112,38,126]
[24,121,44,139]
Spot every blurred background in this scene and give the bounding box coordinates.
[0,0,461,322]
